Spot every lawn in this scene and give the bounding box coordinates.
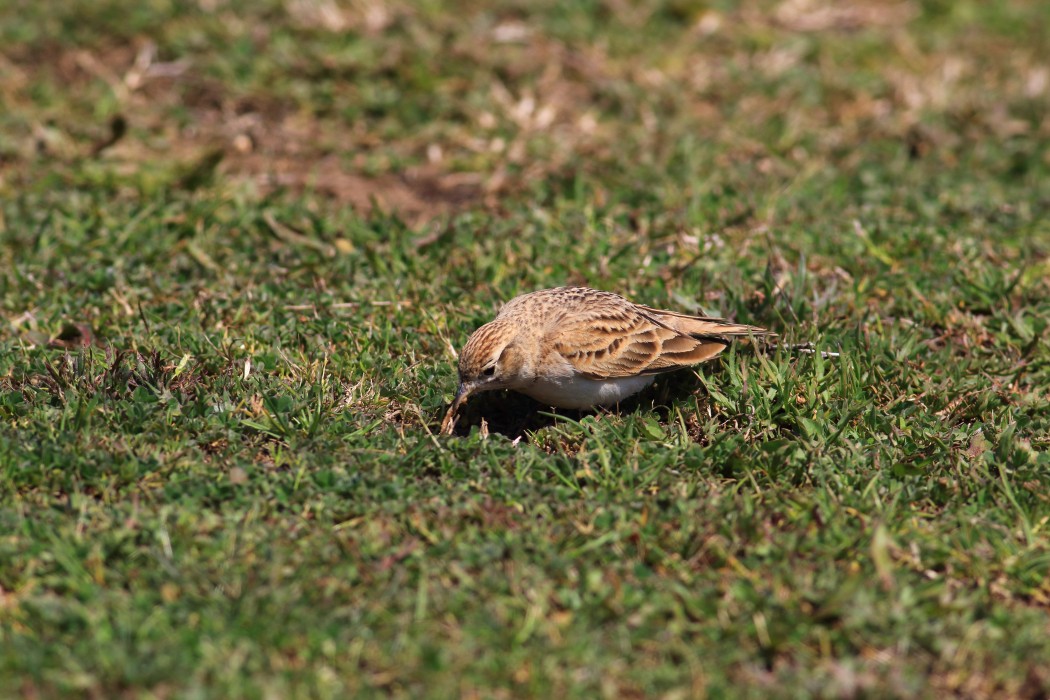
[1,0,1049,697]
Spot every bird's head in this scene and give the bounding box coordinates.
[452,320,528,409]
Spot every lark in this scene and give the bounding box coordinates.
[441,286,773,434]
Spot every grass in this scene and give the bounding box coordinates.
[1,0,1049,697]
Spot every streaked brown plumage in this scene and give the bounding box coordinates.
[441,286,773,433]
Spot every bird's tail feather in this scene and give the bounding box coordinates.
[644,308,775,340]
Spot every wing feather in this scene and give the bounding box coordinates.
[548,305,741,379]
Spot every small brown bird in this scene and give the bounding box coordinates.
[441,286,773,433]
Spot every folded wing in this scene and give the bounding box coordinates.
[550,302,772,380]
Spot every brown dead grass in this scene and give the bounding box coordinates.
[230,152,485,225]
[1,38,492,221]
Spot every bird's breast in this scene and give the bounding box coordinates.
[515,374,656,409]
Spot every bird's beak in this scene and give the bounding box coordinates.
[452,381,474,410]
[441,380,475,435]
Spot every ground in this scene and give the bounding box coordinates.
[1,0,1049,697]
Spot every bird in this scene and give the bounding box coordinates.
[440,286,773,434]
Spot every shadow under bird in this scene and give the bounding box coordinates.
[441,286,774,434]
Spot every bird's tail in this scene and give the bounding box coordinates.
[643,307,775,341]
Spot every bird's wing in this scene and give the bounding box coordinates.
[547,303,739,380]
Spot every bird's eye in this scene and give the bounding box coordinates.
[482,366,496,377]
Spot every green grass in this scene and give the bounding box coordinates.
[2,0,1049,697]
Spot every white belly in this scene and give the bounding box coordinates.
[516,374,656,409]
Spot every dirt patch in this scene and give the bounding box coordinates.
[229,151,486,224]
[2,40,492,222]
